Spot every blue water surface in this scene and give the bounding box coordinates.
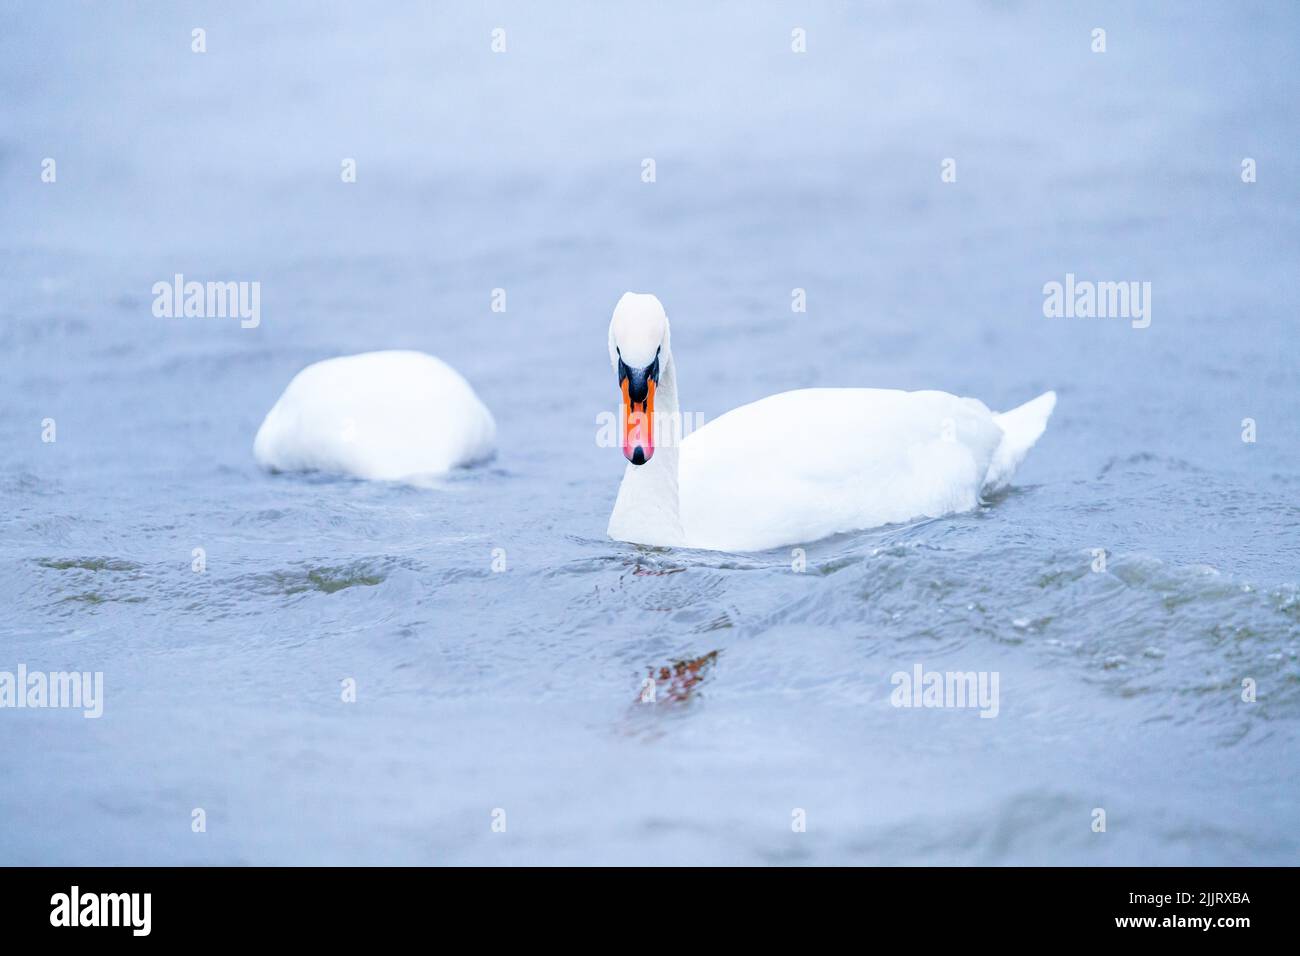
[1,1,1297,864]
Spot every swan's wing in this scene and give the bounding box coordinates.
[678,388,1002,551]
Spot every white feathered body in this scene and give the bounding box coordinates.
[672,387,1055,552]
[253,350,495,481]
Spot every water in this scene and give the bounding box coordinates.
[1,1,1297,864]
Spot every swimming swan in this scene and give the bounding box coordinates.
[605,293,1056,552]
[253,350,495,481]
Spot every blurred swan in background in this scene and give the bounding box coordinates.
[606,293,1056,552]
[254,350,495,481]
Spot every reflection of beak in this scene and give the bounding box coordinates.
[619,356,659,465]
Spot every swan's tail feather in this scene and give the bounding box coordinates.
[984,391,1056,492]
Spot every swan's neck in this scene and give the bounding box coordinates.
[608,353,686,548]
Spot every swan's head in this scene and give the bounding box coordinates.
[608,292,669,466]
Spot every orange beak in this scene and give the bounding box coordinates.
[622,376,655,465]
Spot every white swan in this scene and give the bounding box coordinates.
[253,350,495,481]
[606,293,1056,552]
